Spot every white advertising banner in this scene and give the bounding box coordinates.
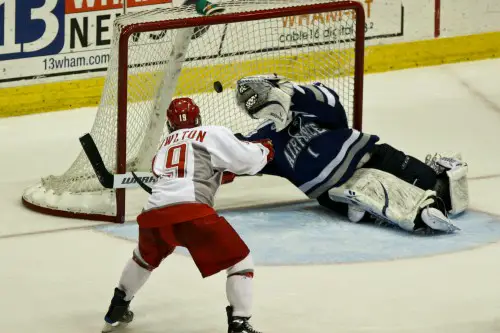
[0,0,403,85]
[218,0,403,55]
[0,0,173,84]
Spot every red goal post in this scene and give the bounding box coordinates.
[22,0,366,223]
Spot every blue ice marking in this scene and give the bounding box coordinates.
[96,201,500,265]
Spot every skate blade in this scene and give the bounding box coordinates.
[102,321,129,333]
[423,217,460,233]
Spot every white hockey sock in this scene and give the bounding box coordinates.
[118,258,152,301]
[226,274,253,318]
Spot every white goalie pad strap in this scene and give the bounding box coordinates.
[327,168,436,231]
[446,163,469,215]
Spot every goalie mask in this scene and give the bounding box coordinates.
[167,97,201,132]
[235,74,294,131]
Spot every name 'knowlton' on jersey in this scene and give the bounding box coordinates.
[146,125,271,210]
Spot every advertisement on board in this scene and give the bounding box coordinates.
[0,0,403,84]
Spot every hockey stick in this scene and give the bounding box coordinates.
[131,171,153,194]
[79,133,157,190]
[80,133,262,192]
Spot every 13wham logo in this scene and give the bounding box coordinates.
[0,0,65,60]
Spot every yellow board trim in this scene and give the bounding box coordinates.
[365,31,500,73]
[1,31,500,118]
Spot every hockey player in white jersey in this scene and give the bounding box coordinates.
[233,74,468,233]
[101,98,274,333]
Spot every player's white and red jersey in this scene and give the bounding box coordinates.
[145,125,269,210]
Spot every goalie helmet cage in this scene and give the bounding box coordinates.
[22,0,366,223]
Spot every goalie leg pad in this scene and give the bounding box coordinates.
[364,143,438,190]
[328,168,439,231]
[316,193,368,223]
[446,163,468,214]
[420,207,460,232]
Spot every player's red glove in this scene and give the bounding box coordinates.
[253,139,274,162]
[221,171,236,185]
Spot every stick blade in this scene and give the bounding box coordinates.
[79,133,114,189]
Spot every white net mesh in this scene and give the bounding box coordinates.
[22,0,362,219]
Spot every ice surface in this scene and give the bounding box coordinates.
[1,59,500,333]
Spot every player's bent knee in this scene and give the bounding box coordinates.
[133,247,155,271]
[227,253,254,278]
[132,247,168,271]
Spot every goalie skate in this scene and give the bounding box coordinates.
[421,207,460,233]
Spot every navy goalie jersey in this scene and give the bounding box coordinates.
[242,82,380,198]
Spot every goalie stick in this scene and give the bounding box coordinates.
[79,133,157,190]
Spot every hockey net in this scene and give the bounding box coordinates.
[22,0,365,223]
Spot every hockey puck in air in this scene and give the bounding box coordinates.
[214,81,223,93]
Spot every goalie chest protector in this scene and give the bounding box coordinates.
[244,83,379,198]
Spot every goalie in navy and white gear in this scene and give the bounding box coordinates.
[234,74,469,233]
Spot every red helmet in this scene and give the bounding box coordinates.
[166,98,201,132]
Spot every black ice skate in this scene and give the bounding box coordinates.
[226,306,262,333]
[102,288,134,333]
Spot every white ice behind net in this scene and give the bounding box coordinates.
[23,0,359,218]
